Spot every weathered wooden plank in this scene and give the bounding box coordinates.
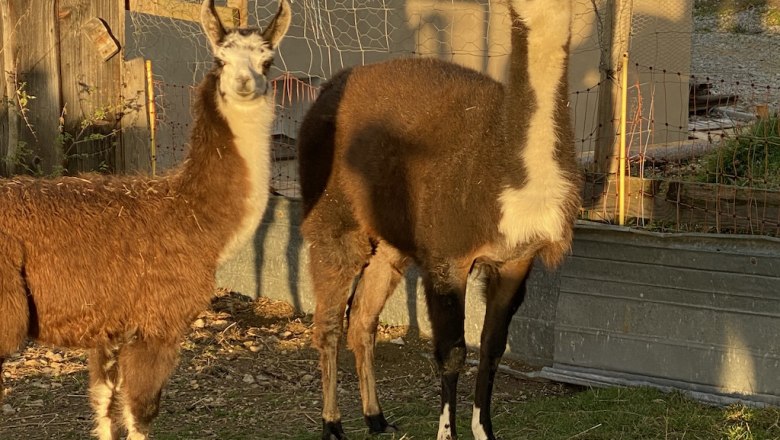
[227,0,248,27]
[581,175,662,220]
[58,0,124,173]
[128,0,240,27]
[119,57,151,173]
[665,181,780,235]
[12,0,63,174]
[582,175,780,235]
[0,0,12,175]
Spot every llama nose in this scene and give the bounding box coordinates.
[236,76,254,94]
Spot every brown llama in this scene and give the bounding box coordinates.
[297,1,581,439]
[0,1,290,438]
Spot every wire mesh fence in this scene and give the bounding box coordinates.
[128,0,780,236]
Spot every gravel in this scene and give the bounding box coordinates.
[691,10,780,112]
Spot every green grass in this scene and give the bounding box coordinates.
[696,116,780,189]
[152,386,780,439]
[508,387,780,440]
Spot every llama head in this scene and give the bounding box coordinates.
[200,0,291,103]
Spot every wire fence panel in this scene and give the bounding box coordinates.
[127,0,780,236]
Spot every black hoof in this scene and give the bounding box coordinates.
[365,412,398,434]
[322,419,347,440]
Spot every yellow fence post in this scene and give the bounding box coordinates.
[618,52,629,226]
[145,59,157,177]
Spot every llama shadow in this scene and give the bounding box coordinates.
[252,194,304,312]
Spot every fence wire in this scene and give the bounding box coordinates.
[128,0,780,236]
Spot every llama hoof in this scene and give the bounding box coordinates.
[322,419,348,440]
[365,412,398,434]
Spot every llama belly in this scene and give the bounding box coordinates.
[347,175,502,259]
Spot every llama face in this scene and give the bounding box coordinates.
[200,0,291,103]
[214,31,275,102]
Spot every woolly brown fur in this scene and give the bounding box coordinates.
[0,71,247,351]
[298,4,582,438]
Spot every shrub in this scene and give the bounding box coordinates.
[698,115,780,189]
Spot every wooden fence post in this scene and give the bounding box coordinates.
[57,0,124,173]
[592,0,633,178]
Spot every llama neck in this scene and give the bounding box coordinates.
[215,90,275,263]
[497,2,576,248]
[178,72,275,263]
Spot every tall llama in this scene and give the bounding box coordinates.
[0,1,290,438]
[298,1,580,439]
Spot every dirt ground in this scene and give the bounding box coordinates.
[0,291,573,439]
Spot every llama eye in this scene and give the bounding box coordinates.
[263,59,273,71]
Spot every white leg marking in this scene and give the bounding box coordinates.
[126,431,148,440]
[498,1,577,247]
[437,403,454,440]
[122,399,148,440]
[119,375,150,440]
[91,381,116,440]
[472,404,489,440]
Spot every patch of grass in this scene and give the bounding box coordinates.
[695,0,776,16]
[218,386,780,439]
[508,387,780,440]
[696,115,780,189]
[765,8,780,25]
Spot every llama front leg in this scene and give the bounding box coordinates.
[424,270,467,440]
[88,346,122,440]
[346,243,408,434]
[471,257,533,440]
[116,339,179,440]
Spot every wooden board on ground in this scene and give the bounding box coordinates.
[582,175,780,234]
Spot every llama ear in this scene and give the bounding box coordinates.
[262,0,292,49]
[200,0,226,52]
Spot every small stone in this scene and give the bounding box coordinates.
[192,319,206,329]
[242,374,255,384]
[279,331,292,339]
[44,351,63,362]
[2,404,14,415]
[301,374,314,383]
[248,345,262,353]
[389,337,405,346]
[210,320,229,330]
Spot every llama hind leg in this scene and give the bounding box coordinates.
[308,233,371,439]
[0,238,30,399]
[88,346,122,440]
[115,339,179,440]
[470,257,533,440]
[423,267,468,440]
[346,242,408,434]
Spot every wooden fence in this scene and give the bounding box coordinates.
[0,0,245,176]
